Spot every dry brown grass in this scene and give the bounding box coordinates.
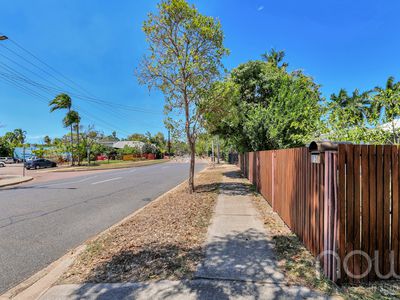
[60,165,226,284]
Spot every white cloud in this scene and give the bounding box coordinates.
[257,6,264,11]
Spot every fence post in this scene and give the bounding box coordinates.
[272,150,276,210]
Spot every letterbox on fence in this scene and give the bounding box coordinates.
[308,141,339,164]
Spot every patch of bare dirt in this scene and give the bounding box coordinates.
[61,165,226,283]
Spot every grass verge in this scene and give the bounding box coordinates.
[53,159,167,172]
[60,165,225,283]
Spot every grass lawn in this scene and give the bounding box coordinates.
[53,159,167,172]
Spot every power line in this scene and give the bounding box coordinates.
[0,67,144,122]
[0,36,165,134]
[9,38,95,97]
[0,47,162,115]
[1,40,162,114]
[0,73,135,135]
[0,63,164,130]
[0,43,92,97]
[0,51,67,92]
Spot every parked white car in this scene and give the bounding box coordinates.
[0,157,14,164]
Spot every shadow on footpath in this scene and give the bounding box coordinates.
[65,228,319,299]
[50,167,323,299]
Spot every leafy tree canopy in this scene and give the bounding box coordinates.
[138,0,228,192]
[202,49,323,152]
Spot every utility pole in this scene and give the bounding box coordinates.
[22,146,26,177]
[211,139,215,164]
[217,137,220,164]
[87,145,90,166]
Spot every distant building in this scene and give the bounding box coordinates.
[379,119,400,132]
[13,146,71,161]
[13,146,37,160]
[112,141,145,149]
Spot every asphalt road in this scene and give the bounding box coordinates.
[0,162,206,294]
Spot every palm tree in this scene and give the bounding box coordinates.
[372,76,400,143]
[330,89,370,126]
[63,110,81,165]
[328,88,371,142]
[261,48,288,69]
[73,114,82,165]
[12,128,27,146]
[49,93,74,165]
[43,135,52,145]
[348,89,371,124]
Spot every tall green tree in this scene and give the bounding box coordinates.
[138,0,228,192]
[81,125,100,165]
[326,88,370,142]
[63,110,81,165]
[261,48,288,69]
[49,93,75,165]
[11,128,26,146]
[0,136,13,157]
[73,119,82,165]
[203,50,322,151]
[1,129,27,157]
[43,135,52,145]
[127,133,148,143]
[371,76,400,143]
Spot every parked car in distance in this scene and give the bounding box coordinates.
[0,161,5,167]
[0,157,14,164]
[24,159,57,170]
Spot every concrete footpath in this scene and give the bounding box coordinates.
[40,166,327,299]
[0,175,33,188]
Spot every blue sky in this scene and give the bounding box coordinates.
[0,0,399,143]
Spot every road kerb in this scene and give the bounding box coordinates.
[0,165,211,299]
[0,245,86,300]
[0,176,33,188]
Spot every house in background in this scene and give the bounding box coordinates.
[98,140,157,160]
[112,141,145,150]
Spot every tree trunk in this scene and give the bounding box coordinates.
[188,140,195,193]
[70,125,74,166]
[76,125,80,166]
[183,91,195,193]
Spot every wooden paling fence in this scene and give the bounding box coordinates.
[239,144,400,283]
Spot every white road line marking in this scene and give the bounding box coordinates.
[119,169,137,174]
[41,176,99,187]
[91,177,122,185]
